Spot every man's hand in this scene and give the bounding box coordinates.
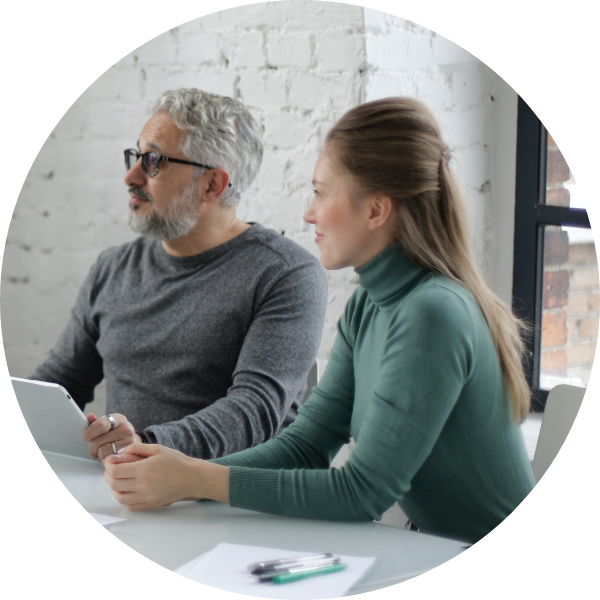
[84,413,142,460]
[103,444,230,511]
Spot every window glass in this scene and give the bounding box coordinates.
[540,225,599,390]
[545,133,572,207]
[564,171,595,244]
[546,133,588,209]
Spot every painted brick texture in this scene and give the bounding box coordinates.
[362,8,513,283]
[2,2,525,401]
[2,1,366,380]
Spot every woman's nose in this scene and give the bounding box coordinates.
[304,198,317,224]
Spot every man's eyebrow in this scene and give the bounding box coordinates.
[136,140,163,153]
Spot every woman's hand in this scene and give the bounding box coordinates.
[103,443,230,511]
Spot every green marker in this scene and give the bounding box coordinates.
[272,563,348,584]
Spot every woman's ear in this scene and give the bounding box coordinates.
[367,194,395,231]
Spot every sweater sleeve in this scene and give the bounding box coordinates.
[210,313,356,471]
[144,259,328,458]
[30,262,104,409]
[216,286,475,521]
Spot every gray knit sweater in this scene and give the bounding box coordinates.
[32,224,328,458]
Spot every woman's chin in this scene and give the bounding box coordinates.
[319,255,346,271]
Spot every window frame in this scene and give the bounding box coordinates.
[512,97,591,411]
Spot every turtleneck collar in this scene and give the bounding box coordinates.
[355,243,427,307]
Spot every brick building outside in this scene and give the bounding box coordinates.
[540,135,598,389]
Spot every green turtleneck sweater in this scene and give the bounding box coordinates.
[212,245,535,543]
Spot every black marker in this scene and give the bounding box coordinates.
[248,553,337,575]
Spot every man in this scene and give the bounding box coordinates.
[32,89,327,461]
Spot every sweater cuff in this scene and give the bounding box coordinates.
[136,430,157,444]
[229,466,285,515]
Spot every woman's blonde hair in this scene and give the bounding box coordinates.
[326,97,530,422]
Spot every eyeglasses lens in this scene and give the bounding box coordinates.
[125,149,136,171]
[124,150,160,176]
[142,152,161,177]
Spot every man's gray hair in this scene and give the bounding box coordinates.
[153,89,263,207]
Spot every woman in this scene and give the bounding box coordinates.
[104,98,535,544]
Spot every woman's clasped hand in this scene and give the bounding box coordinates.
[103,444,230,510]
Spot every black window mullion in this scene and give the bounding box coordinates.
[513,97,546,403]
[536,205,590,228]
[513,97,591,411]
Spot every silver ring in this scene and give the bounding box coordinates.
[111,442,117,454]
[107,414,115,430]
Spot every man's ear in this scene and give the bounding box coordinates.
[367,194,395,231]
[201,168,231,203]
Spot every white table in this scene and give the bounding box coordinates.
[44,450,466,595]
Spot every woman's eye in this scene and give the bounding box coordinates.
[312,189,320,197]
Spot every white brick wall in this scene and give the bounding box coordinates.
[363,8,518,302]
[267,33,313,68]
[2,1,366,396]
[2,1,517,415]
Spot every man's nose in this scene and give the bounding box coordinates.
[124,156,146,187]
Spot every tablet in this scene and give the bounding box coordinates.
[12,377,93,460]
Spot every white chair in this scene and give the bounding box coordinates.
[302,359,319,403]
[531,384,586,482]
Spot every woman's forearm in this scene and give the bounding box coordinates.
[193,461,230,504]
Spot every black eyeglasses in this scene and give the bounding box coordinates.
[124,149,232,187]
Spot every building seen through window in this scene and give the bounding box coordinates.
[513,100,596,408]
[540,135,598,390]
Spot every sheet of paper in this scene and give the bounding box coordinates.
[175,543,375,599]
[88,512,126,527]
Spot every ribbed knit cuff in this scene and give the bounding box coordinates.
[229,466,285,515]
[136,430,157,444]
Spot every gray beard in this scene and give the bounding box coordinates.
[127,181,200,242]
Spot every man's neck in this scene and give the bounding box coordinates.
[161,208,251,258]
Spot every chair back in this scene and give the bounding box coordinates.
[531,384,586,482]
[302,360,320,404]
